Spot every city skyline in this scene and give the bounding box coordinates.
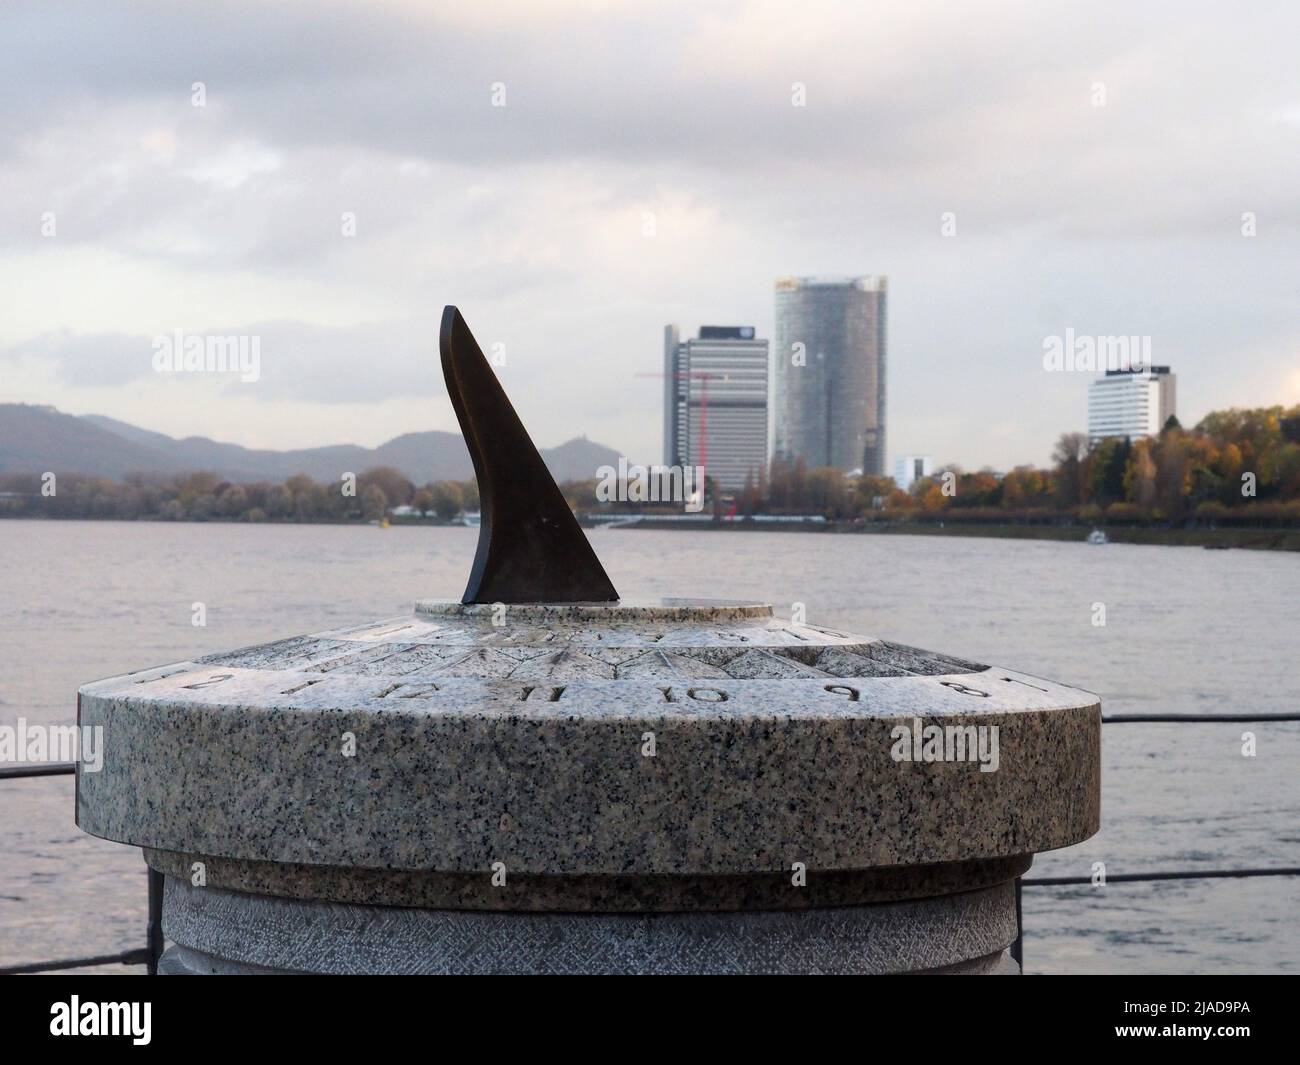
[1,2,1298,472]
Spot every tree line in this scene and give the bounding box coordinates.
[738,405,1300,526]
[0,467,479,523]
[564,404,1300,527]
[3,404,1298,527]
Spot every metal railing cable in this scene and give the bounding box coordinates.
[4,712,1298,975]
[0,761,79,779]
[1102,712,1298,723]
[1012,709,1300,969]
[0,762,163,976]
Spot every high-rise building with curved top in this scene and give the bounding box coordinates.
[773,276,887,475]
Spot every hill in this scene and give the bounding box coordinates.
[0,404,621,485]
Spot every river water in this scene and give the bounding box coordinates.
[1,520,1296,973]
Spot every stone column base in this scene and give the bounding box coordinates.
[160,878,1020,975]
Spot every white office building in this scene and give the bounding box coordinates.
[1087,367,1177,442]
[893,455,934,491]
[663,325,770,492]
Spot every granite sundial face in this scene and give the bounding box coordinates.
[78,594,1098,879]
[76,306,1099,934]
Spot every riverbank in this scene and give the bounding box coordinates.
[5,512,1299,549]
[611,519,1300,550]
[861,523,1300,550]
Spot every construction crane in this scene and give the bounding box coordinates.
[634,369,716,473]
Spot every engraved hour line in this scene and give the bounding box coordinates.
[181,673,234,690]
[375,682,439,699]
[133,667,191,685]
[366,624,416,638]
[281,678,327,696]
[1002,676,1048,692]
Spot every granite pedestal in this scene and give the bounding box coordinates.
[77,600,1100,974]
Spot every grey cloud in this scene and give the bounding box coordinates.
[3,1,1300,470]
[2,319,434,402]
[1,0,1296,250]
[1,331,155,389]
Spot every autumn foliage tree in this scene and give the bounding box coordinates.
[4,405,1299,527]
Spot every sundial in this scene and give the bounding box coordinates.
[76,307,1100,973]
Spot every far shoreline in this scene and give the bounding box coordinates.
[604,519,1300,551]
[2,514,1297,551]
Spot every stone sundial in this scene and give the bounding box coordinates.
[76,307,1100,974]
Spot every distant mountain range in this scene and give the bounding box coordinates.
[0,404,622,485]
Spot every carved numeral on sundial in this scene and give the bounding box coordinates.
[824,684,860,701]
[520,685,565,702]
[656,686,728,703]
[181,673,233,690]
[939,681,990,698]
[373,682,440,699]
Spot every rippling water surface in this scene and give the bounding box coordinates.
[1,520,1296,973]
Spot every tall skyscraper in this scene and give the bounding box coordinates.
[1087,366,1177,443]
[773,276,887,475]
[663,324,769,492]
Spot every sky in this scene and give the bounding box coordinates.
[1,0,1298,471]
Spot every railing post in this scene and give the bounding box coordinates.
[146,866,164,976]
[1011,875,1024,969]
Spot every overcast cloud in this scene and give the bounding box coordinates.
[1,0,1298,465]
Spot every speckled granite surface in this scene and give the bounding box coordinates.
[77,600,1100,877]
